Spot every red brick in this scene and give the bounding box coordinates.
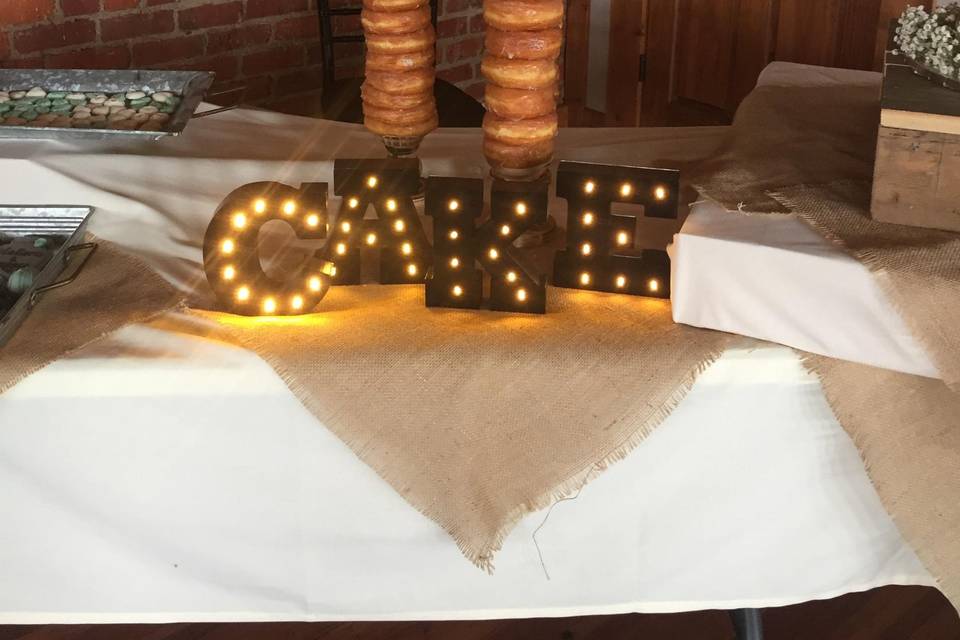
[442,0,481,14]
[62,0,101,17]
[2,57,45,69]
[0,0,55,25]
[0,34,9,60]
[133,34,205,66]
[206,23,272,55]
[469,13,485,33]
[14,20,97,55]
[275,67,323,96]
[245,0,307,19]
[178,55,240,82]
[437,63,473,84]
[445,36,482,64]
[263,91,323,116]
[100,10,174,41]
[103,0,139,10]
[237,74,274,101]
[307,43,323,65]
[437,17,467,39]
[331,13,361,35]
[242,47,304,75]
[464,81,484,100]
[44,45,131,69]
[179,1,243,31]
[275,15,320,41]
[145,0,175,4]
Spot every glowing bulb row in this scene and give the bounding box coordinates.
[575,272,660,292]
[581,181,669,200]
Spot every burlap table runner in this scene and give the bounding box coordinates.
[0,239,183,394]
[197,287,733,569]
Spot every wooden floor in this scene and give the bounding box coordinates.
[1,586,957,640]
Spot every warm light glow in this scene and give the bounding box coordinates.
[236,285,251,301]
[365,233,377,245]
[488,248,499,260]
[452,285,464,297]
[401,242,413,255]
[580,272,591,286]
[581,242,593,256]
[282,200,297,216]
[449,257,461,268]
[306,213,320,228]
[620,183,634,198]
[308,276,322,292]
[515,202,527,216]
[386,198,397,212]
[616,231,630,246]
[232,212,247,230]
[221,239,235,254]
[648,278,660,292]
[262,297,277,314]
[336,242,347,255]
[516,288,528,302]
[222,265,236,281]
[615,275,627,288]
[654,186,668,201]
[393,219,405,232]
[448,229,459,240]
[506,271,517,283]
[582,212,595,226]
[330,266,337,276]
[448,199,460,212]
[406,263,418,276]
[500,224,511,236]
[340,221,352,233]
[291,295,304,310]
[584,180,596,195]
[366,176,378,188]
[348,197,360,209]
[253,199,267,214]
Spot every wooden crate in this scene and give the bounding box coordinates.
[872,49,960,233]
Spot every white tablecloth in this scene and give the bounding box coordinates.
[0,69,935,623]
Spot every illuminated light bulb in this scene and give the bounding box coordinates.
[584,180,596,195]
[236,285,251,302]
[620,183,634,198]
[221,239,235,255]
[615,275,627,289]
[232,212,247,230]
[262,297,277,314]
[348,197,360,209]
[366,176,378,188]
[282,200,297,216]
[500,224,511,236]
[648,278,660,293]
[580,272,592,286]
[253,199,267,214]
[616,231,630,246]
[340,221,352,233]
[516,288,528,302]
[393,219,405,233]
[448,199,460,212]
[291,295,304,310]
[306,213,320,228]
[222,265,236,281]
[308,276,322,292]
[515,202,527,216]
[401,242,413,255]
[335,242,347,255]
[654,186,668,201]
[365,232,377,246]
[406,263,418,276]
[386,198,397,212]
[506,271,518,283]
[582,212,595,226]
[449,257,461,268]
[581,242,593,256]
[448,229,459,240]
[488,247,499,260]
[452,285,464,297]
[330,266,337,276]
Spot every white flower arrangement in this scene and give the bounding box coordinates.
[894,3,960,84]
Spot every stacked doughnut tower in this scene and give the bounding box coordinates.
[361,0,439,145]
[481,0,564,177]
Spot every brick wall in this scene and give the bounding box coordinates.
[0,0,485,114]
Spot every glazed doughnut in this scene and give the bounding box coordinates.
[363,102,437,125]
[363,0,425,10]
[366,49,435,72]
[361,6,431,34]
[483,0,564,31]
[484,84,557,119]
[362,83,433,109]
[483,137,555,169]
[481,56,557,89]
[484,27,563,60]
[365,27,435,54]
[482,112,558,144]
[365,112,438,137]
[365,69,435,95]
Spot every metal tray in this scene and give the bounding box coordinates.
[0,206,95,347]
[0,69,214,141]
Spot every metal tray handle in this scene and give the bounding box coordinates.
[29,242,98,306]
[193,84,246,119]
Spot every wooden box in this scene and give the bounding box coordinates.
[872,49,960,233]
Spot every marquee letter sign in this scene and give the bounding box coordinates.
[203,181,335,316]
[323,159,432,285]
[552,161,679,299]
[425,176,548,314]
